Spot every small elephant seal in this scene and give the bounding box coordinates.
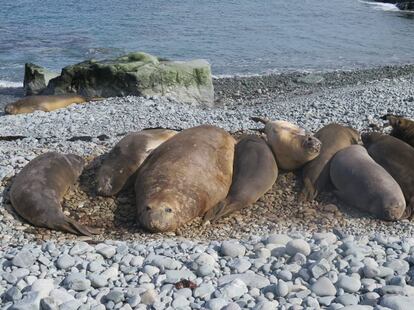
[300,123,360,201]
[251,117,321,171]
[382,114,414,147]
[10,152,99,235]
[96,128,178,196]
[362,132,414,217]
[4,94,87,115]
[135,125,236,232]
[330,145,406,221]
[203,135,278,223]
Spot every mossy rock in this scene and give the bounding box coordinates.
[23,63,59,95]
[45,52,214,105]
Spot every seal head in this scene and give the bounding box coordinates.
[251,117,321,170]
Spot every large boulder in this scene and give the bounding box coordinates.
[44,52,214,105]
[23,63,59,95]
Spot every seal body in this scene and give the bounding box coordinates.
[203,135,278,222]
[301,123,360,201]
[97,128,178,196]
[135,125,236,232]
[10,152,98,235]
[251,117,321,171]
[330,145,406,221]
[363,132,414,216]
[4,94,87,115]
[383,114,414,147]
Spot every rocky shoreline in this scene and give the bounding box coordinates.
[1,64,414,309]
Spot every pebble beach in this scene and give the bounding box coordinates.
[1,65,414,309]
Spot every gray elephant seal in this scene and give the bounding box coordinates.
[10,152,99,236]
[4,94,88,115]
[203,135,278,223]
[362,132,414,217]
[382,114,414,148]
[135,125,236,232]
[96,128,178,196]
[330,145,406,221]
[301,123,360,201]
[251,117,321,171]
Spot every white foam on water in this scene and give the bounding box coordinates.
[360,0,399,12]
[0,80,22,88]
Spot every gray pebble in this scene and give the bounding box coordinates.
[221,241,246,258]
[312,277,337,297]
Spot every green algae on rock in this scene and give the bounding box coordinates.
[42,52,214,105]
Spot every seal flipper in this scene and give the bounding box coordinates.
[250,116,269,124]
[55,216,100,236]
[203,200,245,223]
[299,177,318,202]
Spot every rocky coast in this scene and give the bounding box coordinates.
[1,64,414,309]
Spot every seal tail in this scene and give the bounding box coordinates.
[249,128,265,133]
[57,216,100,236]
[381,114,401,127]
[250,116,269,124]
[203,200,245,224]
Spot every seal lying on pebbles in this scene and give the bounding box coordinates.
[135,125,235,232]
[301,123,360,201]
[251,117,321,171]
[363,132,414,217]
[9,152,99,235]
[203,135,278,223]
[330,145,406,221]
[4,94,88,114]
[96,128,178,196]
[382,114,414,147]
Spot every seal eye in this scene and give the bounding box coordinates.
[146,206,151,211]
[165,207,172,213]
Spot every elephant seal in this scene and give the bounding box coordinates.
[300,123,360,201]
[362,132,414,217]
[135,125,236,232]
[203,135,278,223]
[10,152,99,235]
[4,94,88,115]
[382,114,414,147]
[330,145,406,221]
[251,117,321,171]
[96,128,178,196]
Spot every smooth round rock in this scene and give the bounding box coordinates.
[286,239,311,257]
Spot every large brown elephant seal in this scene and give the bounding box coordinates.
[300,123,360,201]
[10,152,99,235]
[382,114,414,147]
[330,145,406,221]
[4,94,88,115]
[362,132,414,217]
[251,117,321,171]
[135,125,236,232]
[203,135,278,223]
[96,128,178,196]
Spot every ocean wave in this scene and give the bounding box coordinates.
[0,80,22,88]
[360,1,399,12]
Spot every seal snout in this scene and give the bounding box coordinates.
[303,135,321,154]
[141,203,176,232]
[4,104,16,115]
[383,203,406,221]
